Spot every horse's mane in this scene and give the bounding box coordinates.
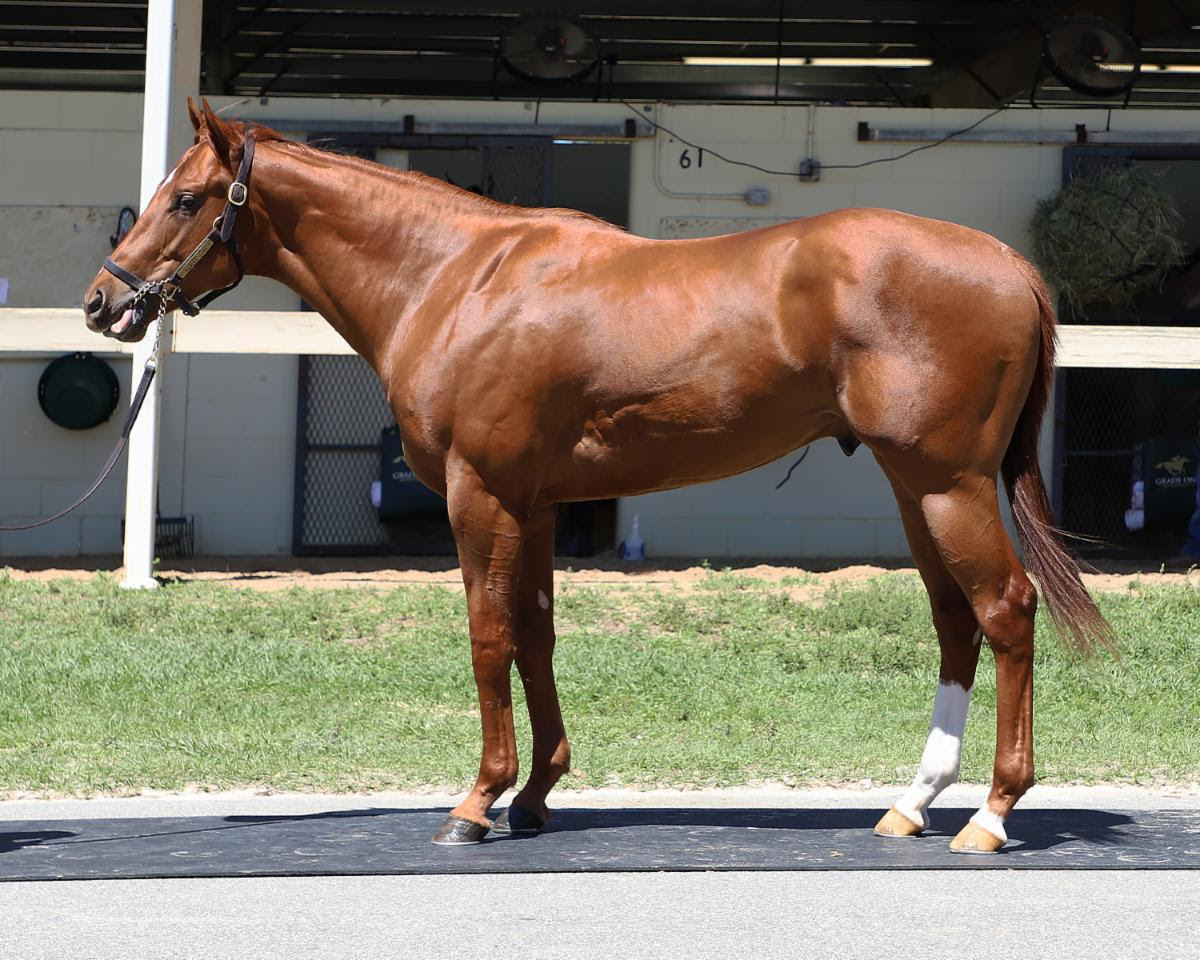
[240,121,617,228]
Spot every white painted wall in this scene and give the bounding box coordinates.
[1,91,1189,558]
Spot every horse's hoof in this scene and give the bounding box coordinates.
[430,815,490,845]
[949,820,1006,854]
[492,803,548,836]
[874,806,925,838]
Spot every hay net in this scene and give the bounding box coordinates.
[1029,164,1185,317]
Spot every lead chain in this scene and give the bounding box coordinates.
[147,293,168,364]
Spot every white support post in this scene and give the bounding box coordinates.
[122,0,201,588]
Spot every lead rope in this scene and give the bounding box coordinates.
[0,309,164,532]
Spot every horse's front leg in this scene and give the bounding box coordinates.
[493,506,571,836]
[431,469,525,845]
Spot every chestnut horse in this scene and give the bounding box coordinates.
[85,101,1113,854]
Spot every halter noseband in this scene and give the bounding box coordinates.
[103,125,257,322]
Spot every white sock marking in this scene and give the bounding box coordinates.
[893,681,972,829]
[969,807,1008,844]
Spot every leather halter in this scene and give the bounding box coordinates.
[103,125,257,320]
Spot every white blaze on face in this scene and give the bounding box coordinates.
[893,680,972,829]
[160,157,184,190]
[158,144,201,191]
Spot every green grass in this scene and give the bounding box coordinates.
[0,571,1197,796]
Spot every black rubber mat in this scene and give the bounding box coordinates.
[2,806,1197,881]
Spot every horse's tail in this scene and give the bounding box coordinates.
[1001,253,1116,657]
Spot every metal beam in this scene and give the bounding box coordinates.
[214,1,1017,19]
[859,122,1200,144]
[222,37,940,58]
[227,78,914,103]
[221,14,994,44]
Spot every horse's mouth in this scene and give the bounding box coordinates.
[97,297,154,343]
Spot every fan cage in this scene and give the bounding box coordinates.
[1042,15,1141,97]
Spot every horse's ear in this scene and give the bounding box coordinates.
[187,97,203,132]
[200,98,242,170]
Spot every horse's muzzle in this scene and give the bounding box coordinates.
[83,280,152,342]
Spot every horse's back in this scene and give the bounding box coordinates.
[564,207,1041,492]
[404,206,1044,500]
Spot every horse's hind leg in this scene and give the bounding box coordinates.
[875,480,983,839]
[898,470,1038,853]
[493,506,571,835]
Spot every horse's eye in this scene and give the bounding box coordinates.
[174,193,197,214]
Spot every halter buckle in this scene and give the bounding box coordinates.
[227,181,248,206]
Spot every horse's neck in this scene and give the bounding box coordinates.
[245,142,475,367]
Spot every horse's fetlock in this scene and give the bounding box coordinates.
[994,753,1035,799]
[480,757,519,794]
[1001,765,1035,800]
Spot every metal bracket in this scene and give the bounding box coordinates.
[857,122,1200,147]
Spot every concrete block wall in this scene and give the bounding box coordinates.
[0,91,1176,558]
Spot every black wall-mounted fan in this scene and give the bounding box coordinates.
[1043,15,1140,97]
[499,10,601,84]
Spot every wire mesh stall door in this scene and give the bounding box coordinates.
[1055,148,1200,557]
[294,355,412,554]
[479,142,550,206]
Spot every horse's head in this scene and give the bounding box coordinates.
[84,98,255,343]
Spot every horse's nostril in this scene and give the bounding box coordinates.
[87,290,105,315]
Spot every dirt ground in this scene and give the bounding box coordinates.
[2,554,1196,595]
